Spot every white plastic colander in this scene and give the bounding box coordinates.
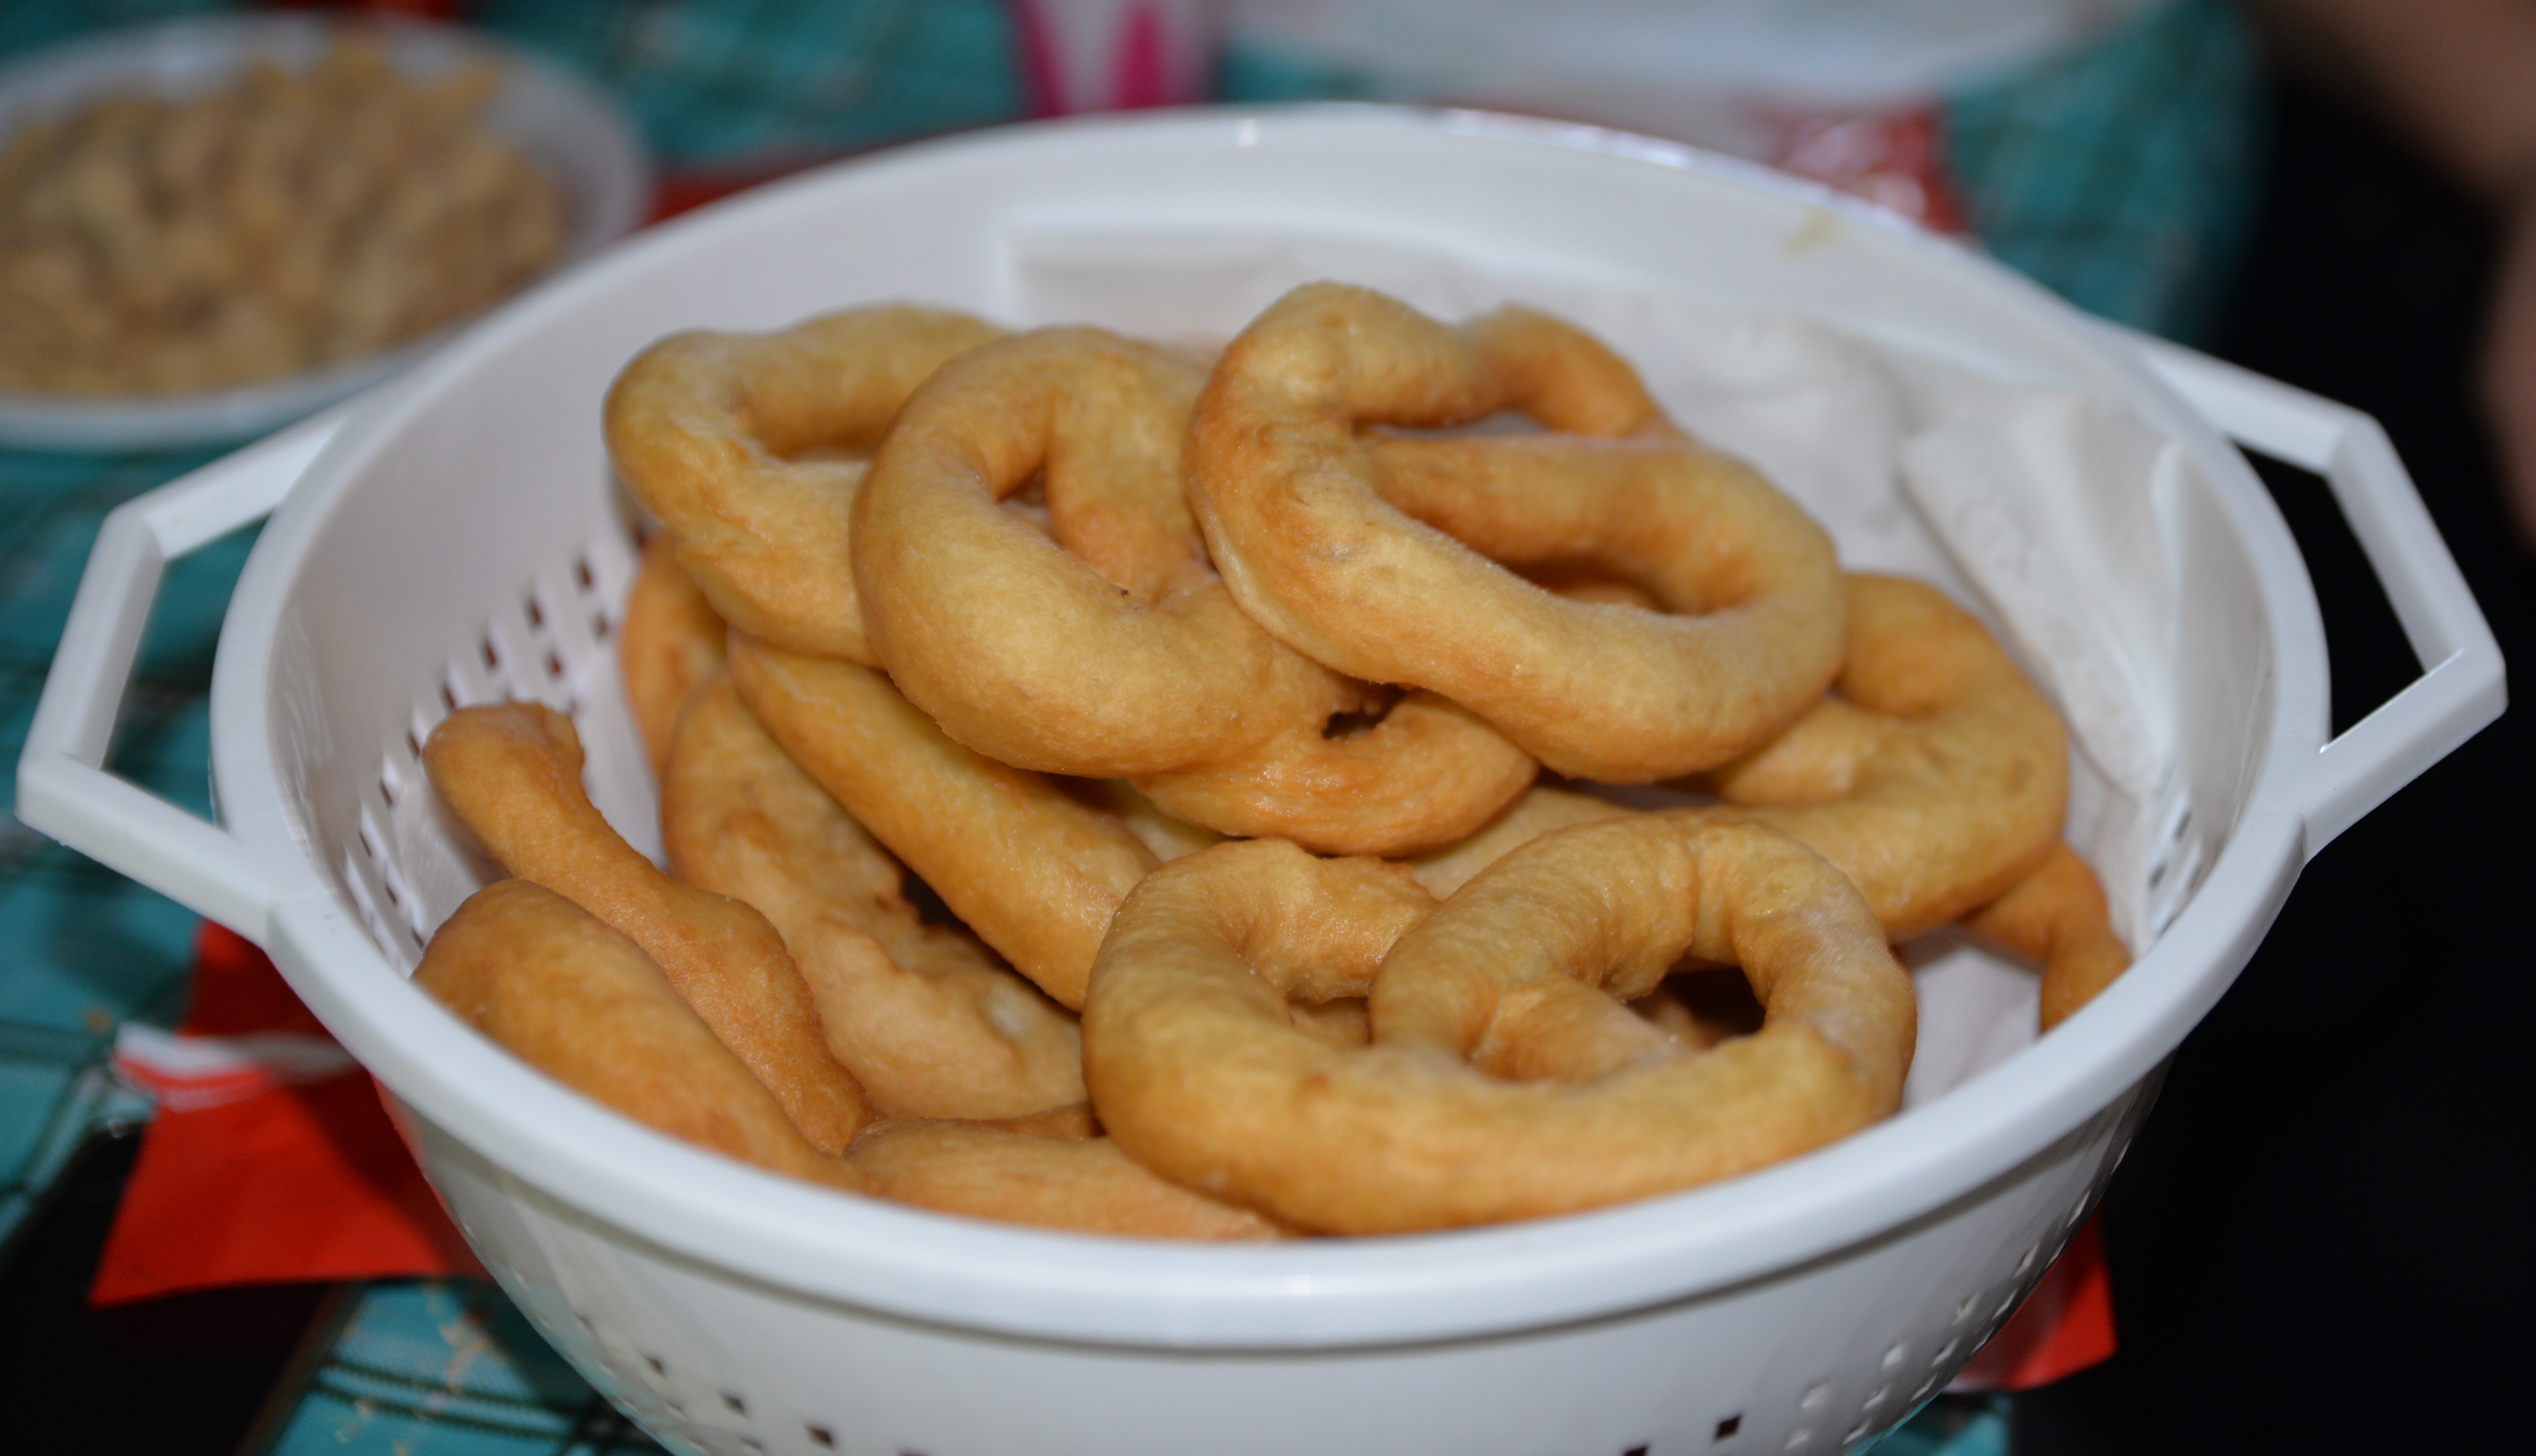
[17,110,2503,1456]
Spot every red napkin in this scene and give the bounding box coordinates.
[91,923,2117,1390]
[90,923,481,1307]
[1951,1215,2119,1391]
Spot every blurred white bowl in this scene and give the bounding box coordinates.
[0,13,650,453]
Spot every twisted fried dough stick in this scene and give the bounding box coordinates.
[618,533,728,780]
[1086,827,1912,1234]
[850,327,1535,854]
[418,880,1280,1240]
[662,674,1086,1122]
[604,306,1003,664]
[1185,282,1843,782]
[727,633,1155,1010]
[424,702,871,1153]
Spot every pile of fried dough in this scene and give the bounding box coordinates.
[416,282,2132,1240]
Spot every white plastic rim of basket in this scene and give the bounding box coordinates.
[15,115,2504,1351]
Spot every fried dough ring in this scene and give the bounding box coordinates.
[1085,825,1912,1234]
[424,703,871,1152]
[419,880,1279,1240]
[850,326,1535,854]
[1184,282,1842,781]
[1964,843,2132,1029]
[1413,576,2072,938]
[727,632,1156,1010]
[1692,574,2070,939]
[604,306,1003,664]
[662,675,1086,1122]
[619,533,728,780]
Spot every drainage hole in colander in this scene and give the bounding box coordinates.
[545,650,567,681]
[1713,1415,1742,1440]
[1880,1343,1905,1371]
[1952,1295,1978,1322]
[1781,1426,1812,1450]
[2015,1243,2040,1276]
[481,635,500,669]
[1843,1420,1875,1444]
[1799,1381,1830,1411]
[591,609,611,640]
[1930,1338,1959,1367]
[576,555,595,590]
[526,592,545,628]
[1621,1445,1649,1456]
[442,680,462,713]
[740,1440,765,1454]
[806,1426,835,1449]
[722,1392,746,1415]
[645,1353,666,1376]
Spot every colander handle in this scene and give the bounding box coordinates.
[13,407,347,942]
[2135,337,2507,858]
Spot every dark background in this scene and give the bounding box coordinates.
[0,69,2524,1456]
[2017,76,2530,1455]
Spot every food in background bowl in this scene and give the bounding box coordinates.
[0,39,562,397]
[0,15,646,450]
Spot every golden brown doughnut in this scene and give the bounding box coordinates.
[662,675,1086,1122]
[603,306,1003,664]
[423,702,872,1153]
[850,326,1535,854]
[1084,824,1913,1234]
[1184,282,1841,782]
